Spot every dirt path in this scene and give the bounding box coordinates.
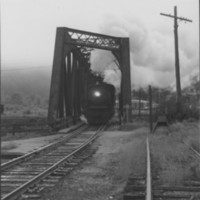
[41,126,148,200]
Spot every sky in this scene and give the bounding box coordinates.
[1,0,199,89]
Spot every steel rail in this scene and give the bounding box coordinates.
[190,147,200,158]
[182,140,200,159]
[146,135,152,200]
[2,125,105,200]
[1,123,86,171]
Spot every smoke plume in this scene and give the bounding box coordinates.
[90,14,199,90]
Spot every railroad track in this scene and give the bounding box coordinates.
[1,124,106,200]
[122,137,148,200]
[1,123,86,171]
[123,135,200,200]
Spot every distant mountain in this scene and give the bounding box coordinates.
[1,68,52,99]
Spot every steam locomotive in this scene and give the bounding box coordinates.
[84,81,115,125]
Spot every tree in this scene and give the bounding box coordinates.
[10,93,23,105]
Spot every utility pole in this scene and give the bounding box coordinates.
[160,6,192,113]
[198,0,200,112]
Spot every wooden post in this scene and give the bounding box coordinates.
[174,6,181,112]
[138,89,141,117]
[118,93,123,125]
[125,104,129,123]
[149,85,153,133]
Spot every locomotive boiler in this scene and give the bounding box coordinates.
[84,81,115,125]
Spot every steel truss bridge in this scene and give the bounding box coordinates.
[48,27,132,126]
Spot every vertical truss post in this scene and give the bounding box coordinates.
[71,52,78,123]
[63,58,69,118]
[76,62,81,116]
[79,62,84,113]
[58,56,65,118]
[82,66,89,113]
[112,50,123,124]
[48,28,74,125]
[121,38,132,122]
[66,52,72,116]
[48,28,66,124]
[74,57,79,121]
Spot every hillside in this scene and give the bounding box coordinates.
[1,68,52,116]
[2,68,51,99]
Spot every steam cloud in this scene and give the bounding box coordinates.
[90,14,198,90]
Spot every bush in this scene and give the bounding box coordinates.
[23,110,31,115]
[163,102,199,122]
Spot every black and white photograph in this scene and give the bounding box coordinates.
[1,0,200,199]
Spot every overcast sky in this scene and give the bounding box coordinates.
[1,0,199,88]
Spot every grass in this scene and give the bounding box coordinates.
[171,121,200,151]
[150,120,200,185]
[119,120,149,131]
[1,130,52,141]
[114,128,147,181]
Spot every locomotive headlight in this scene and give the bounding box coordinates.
[94,91,101,97]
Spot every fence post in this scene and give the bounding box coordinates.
[124,104,130,123]
[138,89,141,117]
[149,85,153,133]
